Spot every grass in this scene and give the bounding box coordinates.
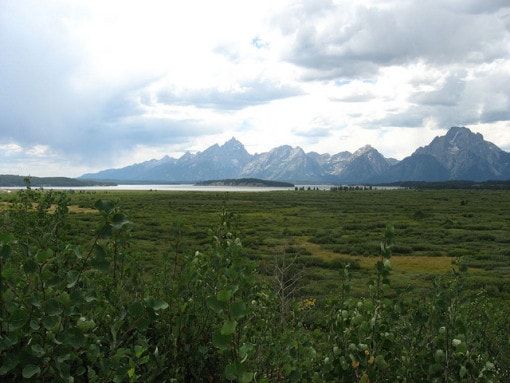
[298,238,454,273]
[2,188,508,299]
[0,201,97,214]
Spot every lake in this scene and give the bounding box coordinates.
[0,184,299,192]
[0,184,404,192]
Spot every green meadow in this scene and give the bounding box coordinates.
[58,189,510,299]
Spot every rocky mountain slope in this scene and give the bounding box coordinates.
[373,127,510,182]
[81,127,510,183]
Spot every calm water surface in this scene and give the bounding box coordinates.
[0,184,403,192]
[0,184,298,192]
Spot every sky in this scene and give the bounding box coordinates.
[1,0,510,177]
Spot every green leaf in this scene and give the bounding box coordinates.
[57,354,71,364]
[217,287,237,302]
[112,213,130,229]
[94,199,114,214]
[147,298,169,311]
[97,224,112,238]
[23,259,38,273]
[0,244,11,259]
[0,352,18,375]
[459,365,468,378]
[230,301,247,320]
[0,335,18,352]
[65,328,85,349]
[134,345,146,358]
[66,270,79,288]
[374,355,387,368]
[36,248,53,263]
[31,296,42,308]
[9,308,29,330]
[45,298,63,316]
[221,320,237,335]
[206,297,226,314]
[456,342,467,354]
[239,343,254,363]
[239,372,254,383]
[77,317,96,331]
[29,320,40,331]
[22,364,41,379]
[212,331,231,350]
[92,244,109,271]
[31,344,45,357]
[42,316,60,331]
[0,233,15,244]
[224,363,239,380]
[428,363,442,375]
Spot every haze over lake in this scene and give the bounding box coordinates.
[0,184,329,192]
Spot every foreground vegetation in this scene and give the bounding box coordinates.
[0,187,509,381]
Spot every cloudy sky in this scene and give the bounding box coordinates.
[1,0,510,176]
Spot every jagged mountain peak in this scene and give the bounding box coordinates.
[179,151,195,160]
[80,126,510,183]
[307,151,332,165]
[221,137,245,149]
[443,126,485,146]
[270,145,305,156]
[418,126,502,157]
[446,126,477,138]
[240,144,323,182]
[202,143,220,153]
[330,151,352,160]
[382,126,510,182]
[353,144,377,157]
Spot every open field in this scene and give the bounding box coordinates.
[1,187,509,381]
[3,188,505,299]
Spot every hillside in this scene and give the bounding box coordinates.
[0,175,117,187]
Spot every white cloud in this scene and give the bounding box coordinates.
[0,0,509,176]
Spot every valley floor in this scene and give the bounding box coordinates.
[14,188,506,300]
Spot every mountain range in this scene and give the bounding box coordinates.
[81,127,510,184]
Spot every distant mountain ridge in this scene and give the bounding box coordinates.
[0,175,116,187]
[81,127,510,183]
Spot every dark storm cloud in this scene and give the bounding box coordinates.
[279,0,510,80]
[156,79,304,110]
